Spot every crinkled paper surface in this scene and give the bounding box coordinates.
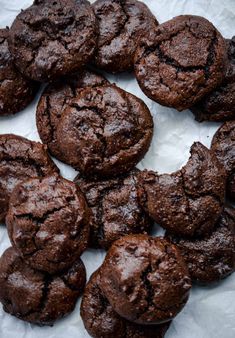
[0,0,235,337]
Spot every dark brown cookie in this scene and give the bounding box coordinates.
[81,269,171,338]
[134,15,227,111]
[92,0,158,73]
[0,247,86,325]
[8,0,97,82]
[0,134,58,223]
[137,142,226,237]
[0,28,38,116]
[191,37,235,122]
[211,121,235,200]
[74,169,153,249]
[6,175,90,274]
[56,84,153,178]
[100,234,191,325]
[165,206,235,285]
[36,70,108,161]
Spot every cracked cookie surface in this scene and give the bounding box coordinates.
[74,169,153,249]
[56,84,153,178]
[100,235,191,324]
[36,70,108,161]
[191,37,235,122]
[6,175,90,274]
[92,0,158,73]
[8,0,97,82]
[0,28,38,116]
[165,206,235,284]
[81,269,171,338]
[211,121,235,200]
[0,247,86,325]
[0,134,58,223]
[134,15,227,111]
[137,142,226,237]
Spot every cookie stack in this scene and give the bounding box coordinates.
[0,0,234,337]
[81,235,191,338]
[0,171,91,324]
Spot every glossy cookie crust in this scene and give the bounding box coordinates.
[56,84,153,178]
[211,121,235,200]
[0,28,38,116]
[81,269,171,338]
[92,0,158,73]
[7,175,90,274]
[0,247,86,325]
[135,15,227,111]
[100,235,191,324]
[36,70,108,161]
[166,206,235,284]
[137,142,226,237]
[0,134,58,223]
[191,37,235,122]
[8,0,97,81]
[74,169,153,249]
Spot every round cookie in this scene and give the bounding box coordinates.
[100,234,191,324]
[191,37,235,122]
[74,169,153,249]
[165,206,235,284]
[137,142,226,237]
[8,0,97,82]
[0,134,58,223]
[0,247,86,325]
[0,28,38,116]
[6,175,90,274]
[211,121,235,200]
[134,15,227,111]
[56,84,153,178]
[36,70,108,161]
[81,269,171,338]
[92,0,158,73]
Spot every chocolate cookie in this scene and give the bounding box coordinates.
[81,269,171,338]
[137,142,226,237]
[6,175,90,274]
[0,134,58,223]
[100,234,191,324]
[0,28,38,116]
[191,37,235,122]
[56,84,153,178]
[8,0,97,82]
[36,70,108,161]
[211,121,235,200]
[74,169,153,249]
[0,247,86,325]
[134,15,227,111]
[92,0,158,73]
[165,206,235,284]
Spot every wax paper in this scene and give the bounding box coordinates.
[0,0,235,337]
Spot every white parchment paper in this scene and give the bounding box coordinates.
[0,1,235,337]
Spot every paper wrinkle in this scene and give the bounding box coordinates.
[0,0,235,337]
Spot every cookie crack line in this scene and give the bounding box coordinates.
[15,204,66,226]
[70,103,107,159]
[0,157,44,177]
[13,195,79,256]
[180,170,223,235]
[20,273,53,320]
[140,263,155,310]
[140,24,218,82]
[70,99,149,164]
[60,275,80,292]
[87,177,126,244]
[96,0,130,49]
